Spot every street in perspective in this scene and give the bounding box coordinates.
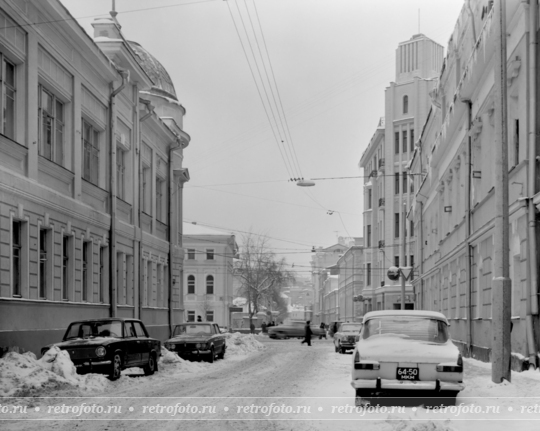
[1,0,540,430]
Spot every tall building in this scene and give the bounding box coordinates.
[0,1,190,355]
[359,34,444,311]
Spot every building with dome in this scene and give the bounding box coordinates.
[0,0,191,355]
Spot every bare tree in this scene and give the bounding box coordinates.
[234,234,294,328]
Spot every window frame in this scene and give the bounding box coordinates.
[403,95,408,114]
[206,310,214,322]
[206,275,214,295]
[82,118,100,185]
[206,249,215,260]
[187,311,196,322]
[38,84,65,166]
[1,54,16,140]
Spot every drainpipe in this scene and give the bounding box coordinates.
[526,0,538,368]
[461,99,474,357]
[169,138,183,336]
[109,68,129,318]
[138,99,154,319]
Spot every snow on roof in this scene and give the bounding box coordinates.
[183,222,234,237]
[363,310,448,322]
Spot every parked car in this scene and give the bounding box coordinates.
[41,318,161,380]
[267,321,325,339]
[164,322,226,363]
[334,322,363,353]
[350,310,464,406]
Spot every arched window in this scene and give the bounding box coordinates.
[206,275,214,295]
[187,275,195,294]
[403,95,408,114]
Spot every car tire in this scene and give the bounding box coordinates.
[207,347,215,363]
[143,353,156,376]
[337,342,343,354]
[109,353,122,381]
[217,344,226,360]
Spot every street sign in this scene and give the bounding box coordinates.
[400,267,413,280]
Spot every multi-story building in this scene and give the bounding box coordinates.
[336,241,365,322]
[359,33,444,311]
[0,1,190,355]
[409,0,539,369]
[182,223,237,327]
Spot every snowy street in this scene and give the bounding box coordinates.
[2,334,540,431]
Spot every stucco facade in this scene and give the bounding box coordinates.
[0,1,190,355]
[409,0,540,369]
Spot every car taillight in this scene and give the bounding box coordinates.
[457,353,463,367]
[436,354,464,373]
[354,350,360,362]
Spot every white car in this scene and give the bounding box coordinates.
[350,310,464,405]
[334,322,363,354]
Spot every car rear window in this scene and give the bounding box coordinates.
[362,317,449,343]
[173,324,212,336]
[340,324,362,332]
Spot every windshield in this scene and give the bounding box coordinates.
[340,324,362,332]
[174,324,212,336]
[362,317,449,343]
[64,321,123,340]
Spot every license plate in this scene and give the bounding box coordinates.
[397,367,419,380]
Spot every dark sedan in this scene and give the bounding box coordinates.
[164,323,226,363]
[267,321,325,339]
[41,318,161,380]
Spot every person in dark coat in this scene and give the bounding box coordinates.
[250,322,255,334]
[301,320,312,346]
[319,322,327,339]
[197,315,202,322]
[261,321,267,333]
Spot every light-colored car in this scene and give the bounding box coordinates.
[350,310,464,406]
[334,322,363,354]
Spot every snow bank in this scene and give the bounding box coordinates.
[387,418,454,431]
[0,346,108,397]
[224,332,265,356]
[158,347,208,373]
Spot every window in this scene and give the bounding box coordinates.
[394,256,400,267]
[367,225,371,247]
[206,275,214,295]
[39,229,48,299]
[402,130,408,153]
[206,310,214,322]
[394,173,400,194]
[410,129,415,152]
[367,189,372,209]
[394,132,400,154]
[206,249,214,260]
[99,246,105,303]
[410,175,415,193]
[187,275,195,294]
[156,177,164,222]
[62,236,70,300]
[82,241,90,302]
[514,119,520,166]
[82,119,100,185]
[366,263,371,285]
[187,249,195,260]
[403,95,408,114]
[395,213,400,238]
[38,85,64,165]
[146,260,153,306]
[117,149,125,199]
[410,255,415,277]
[142,167,150,213]
[12,221,21,296]
[1,56,15,139]
[187,311,195,322]
[132,321,147,338]
[402,172,408,193]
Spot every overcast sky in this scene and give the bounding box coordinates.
[62,0,464,278]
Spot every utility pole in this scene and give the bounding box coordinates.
[492,0,511,383]
[401,202,406,310]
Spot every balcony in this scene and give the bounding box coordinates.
[379,197,385,207]
[378,240,385,248]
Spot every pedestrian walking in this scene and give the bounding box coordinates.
[250,322,255,334]
[319,322,327,340]
[261,321,267,334]
[301,320,312,346]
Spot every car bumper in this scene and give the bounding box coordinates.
[338,343,355,349]
[73,360,112,373]
[351,378,464,392]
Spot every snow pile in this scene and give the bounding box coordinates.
[387,418,454,431]
[224,332,265,356]
[0,346,108,397]
[158,347,208,373]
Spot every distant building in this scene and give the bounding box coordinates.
[0,1,190,354]
[182,223,237,327]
